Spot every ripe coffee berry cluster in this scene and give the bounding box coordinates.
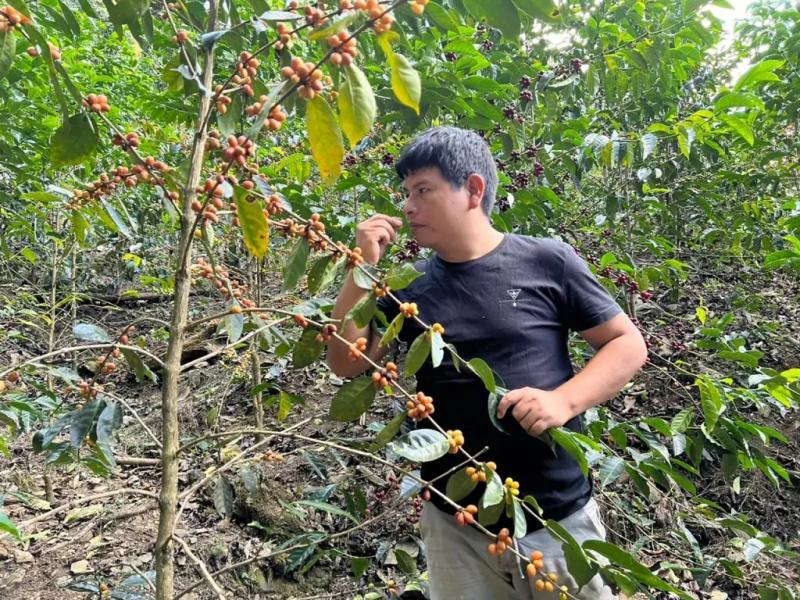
[264,193,282,215]
[260,451,284,462]
[274,22,295,50]
[0,371,22,394]
[371,362,398,389]
[194,258,255,306]
[325,31,358,66]
[281,58,325,100]
[276,217,304,238]
[504,477,520,497]
[112,131,141,149]
[215,90,233,114]
[83,93,110,113]
[303,5,328,27]
[293,314,310,328]
[534,572,561,593]
[446,429,464,454]
[222,135,256,166]
[233,51,260,97]
[406,392,434,420]
[399,302,419,318]
[315,323,338,343]
[409,0,430,16]
[526,549,545,577]
[487,528,512,555]
[431,322,444,335]
[346,246,364,268]
[171,29,189,44]
[0,6,31,31]
[371,282,389,298]
[68,159,169,209]
[26,42,61,61]
[360,0,395,33]
[466,461,496,482]
[245,97,287,131]
[454,504,478,526]
[348,337,368,360]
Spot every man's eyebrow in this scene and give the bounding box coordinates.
[402,180,433,192]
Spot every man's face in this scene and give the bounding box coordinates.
[400,167,469,250]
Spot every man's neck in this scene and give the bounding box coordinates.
[435,225,505,263]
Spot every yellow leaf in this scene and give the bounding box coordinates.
[233,185,269,259]
[338,65,377,148]
[389,53,421,114]
[307,95,344,184]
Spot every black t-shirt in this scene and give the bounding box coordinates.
[376,234,622,530]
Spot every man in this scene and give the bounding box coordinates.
[326,126,647,599]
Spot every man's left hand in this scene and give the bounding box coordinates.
[496,387,574,436]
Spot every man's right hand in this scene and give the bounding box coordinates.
[356,215,403,264]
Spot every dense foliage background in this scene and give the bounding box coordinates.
[0,0,798,598]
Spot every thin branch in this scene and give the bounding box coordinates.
[174,535,227,599]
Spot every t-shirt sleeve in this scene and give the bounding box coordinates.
[558,243,622,332]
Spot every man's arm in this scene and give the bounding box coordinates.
[326,214,402,378]
[496,313,647,436]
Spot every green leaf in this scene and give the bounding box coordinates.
[385,263,424,290]
[388,429,449,462]
[563,539,596,587]
[394,548,417,575]
[478,496,505,526]
[338,65,376,148]
[351,556,369,578]
[295,500,358,524]
[696,376,724,432]
[718,114,754,145]
[480,471,504,507]
[308,11,361,39]
[293,328,324,368]
[74,323,111,342]
[512,497,527,538]
[218,312,244,343]
[670,408,694,433]
[0,511,20,539]
[330,377,376,422]
[582,540,692,598]
[714,92,765,111]
[734,59,784,91]
[218,92,242,137]
[120,348,157,383]
[282,238,310,292]
[307,94,344,184]
[307,254,342,295]
[349,292,377,328]
[247,81,285,138]
[598,455,625,487]
[470,0,522,37]
[234,185,269,259]
[488,388,510,434]
[388,53,421,114]
[0,29,16,82]
[405,332,431,376]
[549,428,589,476]
[445,468,478,502]
[369,411,406,450]
[523,494,543,515]
[641,133,657,159]
[467,358,495,393]
[425,2,460,30]
[380,313,405,347]
[430,331,445,368]
[510,0,560,23]
[50,113,100,167]
[70,399,103,449]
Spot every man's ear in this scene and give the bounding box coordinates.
[465,173,486,210]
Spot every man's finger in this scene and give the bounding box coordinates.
[496,388,523,418]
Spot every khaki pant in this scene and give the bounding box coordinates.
[420,498,616,600]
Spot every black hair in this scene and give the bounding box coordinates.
[395,126,498,214]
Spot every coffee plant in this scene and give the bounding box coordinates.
[0,0,798,599]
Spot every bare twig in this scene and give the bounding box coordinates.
[174,535,227,599]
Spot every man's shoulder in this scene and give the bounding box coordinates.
[504,234,574,265]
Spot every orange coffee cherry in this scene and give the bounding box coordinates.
[399,302,419,318]
[431,322,444,334]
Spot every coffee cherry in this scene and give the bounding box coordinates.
[171,29,189,44]
[406,391,434,420]
[399,302,419,318]
[348,336,368,360]
[431,322,444,335]
[446,429,464,454]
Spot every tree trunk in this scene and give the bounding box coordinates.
[154,3,218,598]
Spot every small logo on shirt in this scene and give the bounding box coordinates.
[506,289,522,307]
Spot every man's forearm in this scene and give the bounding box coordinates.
[556,332,647,419]
[326,271,372,376]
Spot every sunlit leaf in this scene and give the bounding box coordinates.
[338,64,376,148]
[51,113,100,167]
[234,186,269,259]
[388,429,449,462]
[330,377,376,422]
[307,95,344,183]
[388,53,421,114]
